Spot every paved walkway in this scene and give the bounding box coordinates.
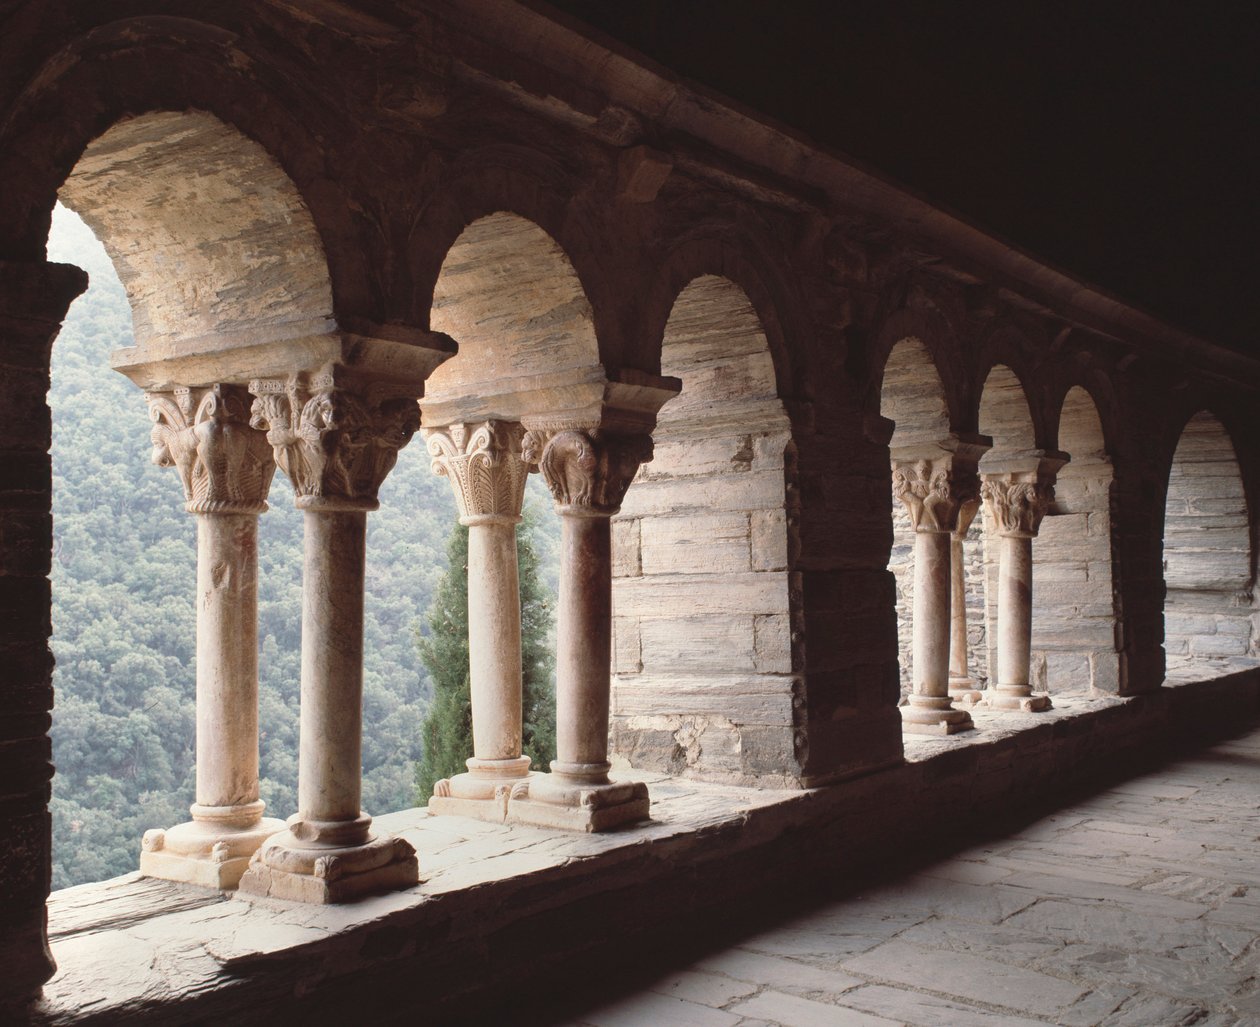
[560,725,1260,1026]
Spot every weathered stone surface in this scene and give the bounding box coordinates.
[26,675,1260,1024]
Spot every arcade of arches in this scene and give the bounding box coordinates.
[0,1,1257,1018]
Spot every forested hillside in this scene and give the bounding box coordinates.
[47,205,559,889]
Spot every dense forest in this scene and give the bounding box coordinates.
[47,205,559,889]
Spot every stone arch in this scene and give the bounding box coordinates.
[976,363,1041,689]
[977,363,1037,459]
[1,15,351,304]
[878,336,958,698]
[57,110,334,351]
[1032,385,1122,694]
[422,211,600,416]
[867,309,964,435]
[1163,411,1257,679]
[408,144,618,361]
[611,275,796,786]
[879,336,953,445]
[635,223,807,401]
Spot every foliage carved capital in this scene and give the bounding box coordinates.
[248,375,419,510]
[148,384,275,515]
[423,420,529,525]
[981,472,1056,538]
[891,457,979,534]
[522,427,652,516]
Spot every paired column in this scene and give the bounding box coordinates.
[947,498,983,705]
[891,453,980,735]
[980,457,1063,712]
[423,421,532,821]
[237,374,419,903]
[139,385,286,888]
[508,427,653,831]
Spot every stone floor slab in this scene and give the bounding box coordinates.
[841,938,1089,1016]
[729,990,899,1027]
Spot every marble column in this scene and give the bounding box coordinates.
[980,459,1062,712]
[508,427,653,831]
[948,498,983,704]
[237,374,419,903]
[139,385,286,889]
[891,456,979,735]
[422,421,532,821]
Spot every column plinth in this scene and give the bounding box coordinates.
[423,422,534,823]
[238,376,418,902]
[139,386,284,889]
[892,451,981,736]
[506,429,652,831]
[979,459,1063,713]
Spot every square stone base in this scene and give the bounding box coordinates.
[237,851,418,904]
[507,788,650,833]
[989,693,1053,712]
[902,716,974,736]
[140,849,252,891]
[428,793,508,825]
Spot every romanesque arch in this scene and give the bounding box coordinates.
[881,336,954,697]
[976,362,1060,710]
[1033,385,1121,693]
[423,210,600,415]
[58,109,334,350]
[1163,411,1257,678]
[611,274,796,784]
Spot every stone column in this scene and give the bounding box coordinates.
[980,457,1063,712]
[0,260,86,1015]
[237,373,419,903]
[891,454,980,735]
[508,428,653,831]
[422,421,531,820]
[948,498,983,704]
[139,385,286,888]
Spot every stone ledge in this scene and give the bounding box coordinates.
[32,668,1260,1024]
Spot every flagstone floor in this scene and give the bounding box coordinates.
[558,725,1260,1026]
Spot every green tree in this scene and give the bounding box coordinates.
[414,506,557,801]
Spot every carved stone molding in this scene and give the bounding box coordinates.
[981,473,1056,538]
[522,428,653,516]
[248,374,419,509]
[423,420,529,525]
[890,457,979,534]
[148,384,275,515]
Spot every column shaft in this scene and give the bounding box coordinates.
[195,513,262,814]
[997,533,1033,691]
[912,530,952,698]
[298,509,367,832]
[467,521,524,762]
[553,512,612,779]
[948,535,970,683]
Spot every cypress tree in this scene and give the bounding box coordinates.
[415,504,556,802]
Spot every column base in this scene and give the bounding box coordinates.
[505,772,650,833]
[428,756,534,824]
[901,695,975,735]
[948,677,984,705]
[139,815,286,891]
[236,826,418,904]
[985,687,1053,713]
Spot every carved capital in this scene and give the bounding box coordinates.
[891,458,980,534]
[423,421,529,525]
[248,375,419,510]
[522,428,652,516]
[148,384,275,515]
[981,472,1056,538]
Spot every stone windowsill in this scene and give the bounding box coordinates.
[34,672,1260,1023]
